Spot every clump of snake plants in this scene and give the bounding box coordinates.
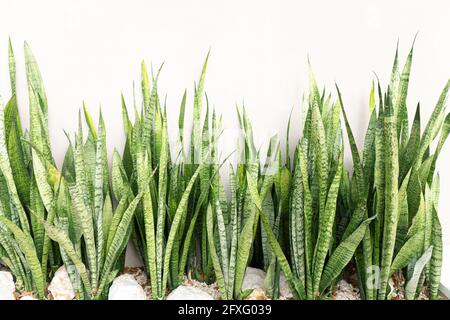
[282,67,377,300]
[206,69,374,300]
[0,40,64,299]
[246,66,377,300]
[0,40,143,300]
[1,38,448,301]
[339,41,449,300]
[206,106,285,300]
[118,55,217,300]
[40,105,147,300]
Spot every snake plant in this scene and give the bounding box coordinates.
[1,38,448,301]
[40,105,148,299]
[0,40,61,299]
[0,41,146,300]
[206,107,285,299]
[339,41,450,300]
[118,54,218,299]
[277,67,374,300]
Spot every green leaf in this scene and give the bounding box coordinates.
[429,207,442,299]
[319,215,376,292]
[161,165,202,298]
[97,192,143,298]
[378,90,399,300]
[246,172,302,300]
[312,154,342,295]
[206,203,227,299]
[0,216,45,299]
[8,38,16,95]
[405,246,433,300]
[395,41,414,146]
[41,219,92,296]
[0,105,30,232]
[413,79,450,172]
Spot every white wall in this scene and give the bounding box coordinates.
[0,0,449,245]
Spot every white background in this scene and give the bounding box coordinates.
[0,1,449,258]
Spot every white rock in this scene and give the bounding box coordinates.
[241,268,292,300]
[48,266,75,300]
[20,295,37,300]
[0,271,16,300]
[108,274,146,300]
[242,267,266,291]
[279,274,293,299]
[166,285,214,300]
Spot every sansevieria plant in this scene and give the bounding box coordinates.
[0,40,147,300]
[278,67,375,300]
[339,41,450,300]
[0,40,62,299]
[39,106,147,299]
[118,54,218,299]
[1,37,449,301]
